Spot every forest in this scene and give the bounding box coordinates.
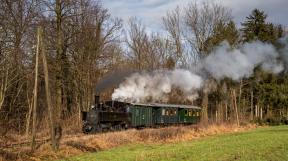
[0,0,288,153]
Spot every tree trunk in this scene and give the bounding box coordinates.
[25,94,33,136]
[201,91,208,125]
[255,105,258,118]
[215,101,218,123]
[232,89,239,126]
[260,106,263,120]
[55,0,63,120]
[31,27,41,151]
[238,79,242,113]
[225,101,228,121]
[250,89,253,121]
[286,106,288,118]
[76,96,81,125]
[0,68,8,111]
[216,101,222,123]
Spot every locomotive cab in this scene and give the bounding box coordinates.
[82,106,101,133]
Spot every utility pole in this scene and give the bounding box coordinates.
[40,26,57,151]
[31,26,41,151]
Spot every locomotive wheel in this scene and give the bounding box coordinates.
[83,124,102,134]
[115,125,122,131]
[121,124,128,130]
[82,124,94,134]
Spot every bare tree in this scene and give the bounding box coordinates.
[163,7,184,65]
[126,18,170,70]
[69,0,123,113]
[126,18,149,70]
[0,0,40,133]
[184,1,232,57]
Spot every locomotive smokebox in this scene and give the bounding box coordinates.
[95,95,100,105]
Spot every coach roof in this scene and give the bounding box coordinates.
[130,102,201,110]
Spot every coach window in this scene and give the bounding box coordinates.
[192,111,196,116]
[188,110,192,116]
[166,109,170,116]
[185,110,188,116]
[173,109,177,115]
[162,109,165,116]
[169,109,175,116]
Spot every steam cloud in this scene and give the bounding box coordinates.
[112,69,203,102]
[112,39,287,102]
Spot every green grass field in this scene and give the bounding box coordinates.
[63,125,288,161]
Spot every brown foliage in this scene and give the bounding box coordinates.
[0,124,256,161]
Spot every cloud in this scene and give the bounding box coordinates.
[221,0,288,26]
[102,0,191,32]
[102,0,288,32]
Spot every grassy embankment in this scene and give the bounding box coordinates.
[63,125,288,161]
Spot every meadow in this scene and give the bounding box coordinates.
[63,125,288,161]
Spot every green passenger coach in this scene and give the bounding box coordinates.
[128,102,201,127]
[129,105,153,127]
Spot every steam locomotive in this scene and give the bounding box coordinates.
[81,96,201,133]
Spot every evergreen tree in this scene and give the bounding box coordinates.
[241,9,267,42]
[241,9,284,43]
[241,9,286,123]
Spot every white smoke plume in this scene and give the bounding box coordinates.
[112,69,203,102]
[112,40,286,102]
[202,41,283,81]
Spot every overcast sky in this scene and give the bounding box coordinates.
[102,0,288,32]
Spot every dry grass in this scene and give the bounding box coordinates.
[0,123,257,161]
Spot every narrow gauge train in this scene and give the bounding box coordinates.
[82,96,201,133]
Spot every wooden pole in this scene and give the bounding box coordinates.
[40,26,57,151]
[31,27,41,151]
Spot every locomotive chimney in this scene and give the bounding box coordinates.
[95,95,100,105]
